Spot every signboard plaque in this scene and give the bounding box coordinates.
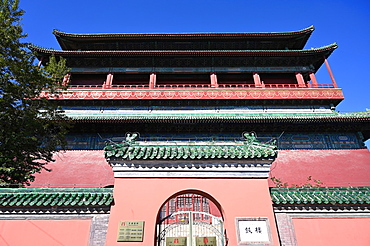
[117,221,144,242]
[236,217,272,245]
[166,237,187,246]
[196,236,217,246]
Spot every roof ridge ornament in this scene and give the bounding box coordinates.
[125,132,139,145]
[104,132,278,161]
[104,132,278,178]
[243,131,277,147]
[243,132,257,143]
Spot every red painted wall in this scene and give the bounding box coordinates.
[30,150,114,188]
[269,149,370,187]
[29,149,370,188]
[105,178,280,246]
[0,219,91,246]
[293,218,370,246]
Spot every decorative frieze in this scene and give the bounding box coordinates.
[42,88,344,100]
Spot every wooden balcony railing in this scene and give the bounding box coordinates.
[68,83,335,90]
[68,85,104,89]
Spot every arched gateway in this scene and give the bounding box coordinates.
[104,132,279,245]
[157,192,224,246]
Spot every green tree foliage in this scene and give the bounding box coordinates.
[0,0,70,186]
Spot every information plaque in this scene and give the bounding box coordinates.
[196,236,217,246]
[236,217,272,245]
[166,237,187,246]
[117,221,144,242]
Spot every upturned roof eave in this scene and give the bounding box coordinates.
[55,26,314,51]
[53,26,314,40]
[30,42,337,57]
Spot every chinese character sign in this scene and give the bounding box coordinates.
[166,237,187,246]
[236,218,271,244]
[196,236,217,246]
[117,221,144,242]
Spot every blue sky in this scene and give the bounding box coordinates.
[19,0,369,113]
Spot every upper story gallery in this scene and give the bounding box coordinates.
[31,26,342,102]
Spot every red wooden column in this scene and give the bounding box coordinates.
[309,72,319,87]
[324,58,338,88]
[104,73,113,89]
[295,72,306,87]
[149,73,156,89]
[210,72,218,88]
[253,72,263,87]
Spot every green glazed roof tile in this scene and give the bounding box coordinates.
[271,187,370,205]
[50,194,61,206]
[9,194,19,206]
[1,187,368,208]
[104,132,277,161]
[26,194,39,206]
[70,193,80,206]
[57,193,69,206]
[84,193,94,206]
[105,195,114,206]
[99,193,111,206]
[21,194,35,206]
[44,193,57,206]
[0,188,113,208]
[89,194,98,206]
[67,111,370,124]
